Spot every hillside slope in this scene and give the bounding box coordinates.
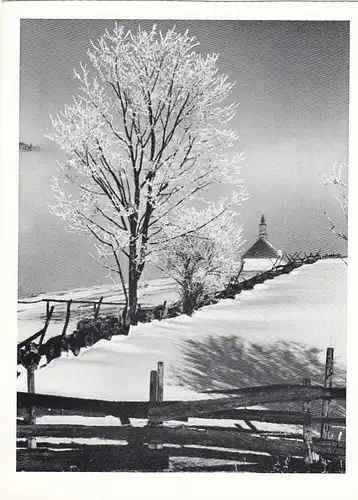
[17,259,347,402]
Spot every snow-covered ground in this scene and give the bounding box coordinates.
[17,259,347,403]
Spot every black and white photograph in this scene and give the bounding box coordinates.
[1,1,355,485]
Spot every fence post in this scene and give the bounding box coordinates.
[94,297,103,321]
[39,305,55,346]
[26,365,37,449]
[45,300,50,319]
[162,301,168,319]
[148,365,165,449]
[302,378,313,464]
[145,365,168,469]
[149,370,158,411]
[155,361,164,428]
[321,347,334,439]
[147,369,159,451]
[61,300,72,337]
[157,362,164,403]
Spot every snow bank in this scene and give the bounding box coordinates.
[17,259,346,404]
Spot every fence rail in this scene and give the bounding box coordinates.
[17,391,150,419]
[18,298,126,306]
[17,423,345,457]
[17,386,344,421]
[148,385,345,424]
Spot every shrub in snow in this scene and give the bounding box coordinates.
[67,316,128,355]
[17,342,41,369]
[39,335,67,364]
[165,302,183,318]
[156,210,245,315]
[135,306,155,324]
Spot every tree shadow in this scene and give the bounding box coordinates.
[170,335,346,415]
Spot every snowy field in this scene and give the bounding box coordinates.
[17,259,347,403]
[18,277,179,343]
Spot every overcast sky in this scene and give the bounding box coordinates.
[19,19,349,297]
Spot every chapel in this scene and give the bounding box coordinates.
[242,215,282,259]
[241,215,285,271]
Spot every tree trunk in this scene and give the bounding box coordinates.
[125,237,139,331]
[180,261,193,316]
[127,270,138,327]
[182,292,194,316]
[182,279,195,316]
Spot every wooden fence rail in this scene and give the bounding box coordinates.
[17,424,345,459]
[15,440,325,467]
[190,409,346,426]
[17,391,150,419]
[201,383,346,397]
[148,386,345,424]
[18,298,126,306]
[17,385,345,421]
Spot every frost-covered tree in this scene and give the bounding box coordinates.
[156,208,245,315]
[324,161,348,242]
[46,24,247,327]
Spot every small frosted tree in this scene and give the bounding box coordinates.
[156,208,245,315]
[46,24,247,327]
[324,161,348,243]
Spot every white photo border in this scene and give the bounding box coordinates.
[1,2,357,499]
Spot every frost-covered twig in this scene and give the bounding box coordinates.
[323,161,348,243]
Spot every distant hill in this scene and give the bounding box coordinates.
[19,141,42,152]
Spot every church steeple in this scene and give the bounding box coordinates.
[259,214,267,239]
[242,213,284,261]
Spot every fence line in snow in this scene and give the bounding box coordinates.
[18,297,126,306]
[17,348,346,472]
[17,295,126,355]
[17,252,323,351]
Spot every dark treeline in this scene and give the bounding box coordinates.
[19,141,42,152]
[321,253,347,259]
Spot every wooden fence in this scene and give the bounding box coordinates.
[17,347,346,472]
[216,252,322,301]
[18,297,126,347]
[17,297,129,370]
